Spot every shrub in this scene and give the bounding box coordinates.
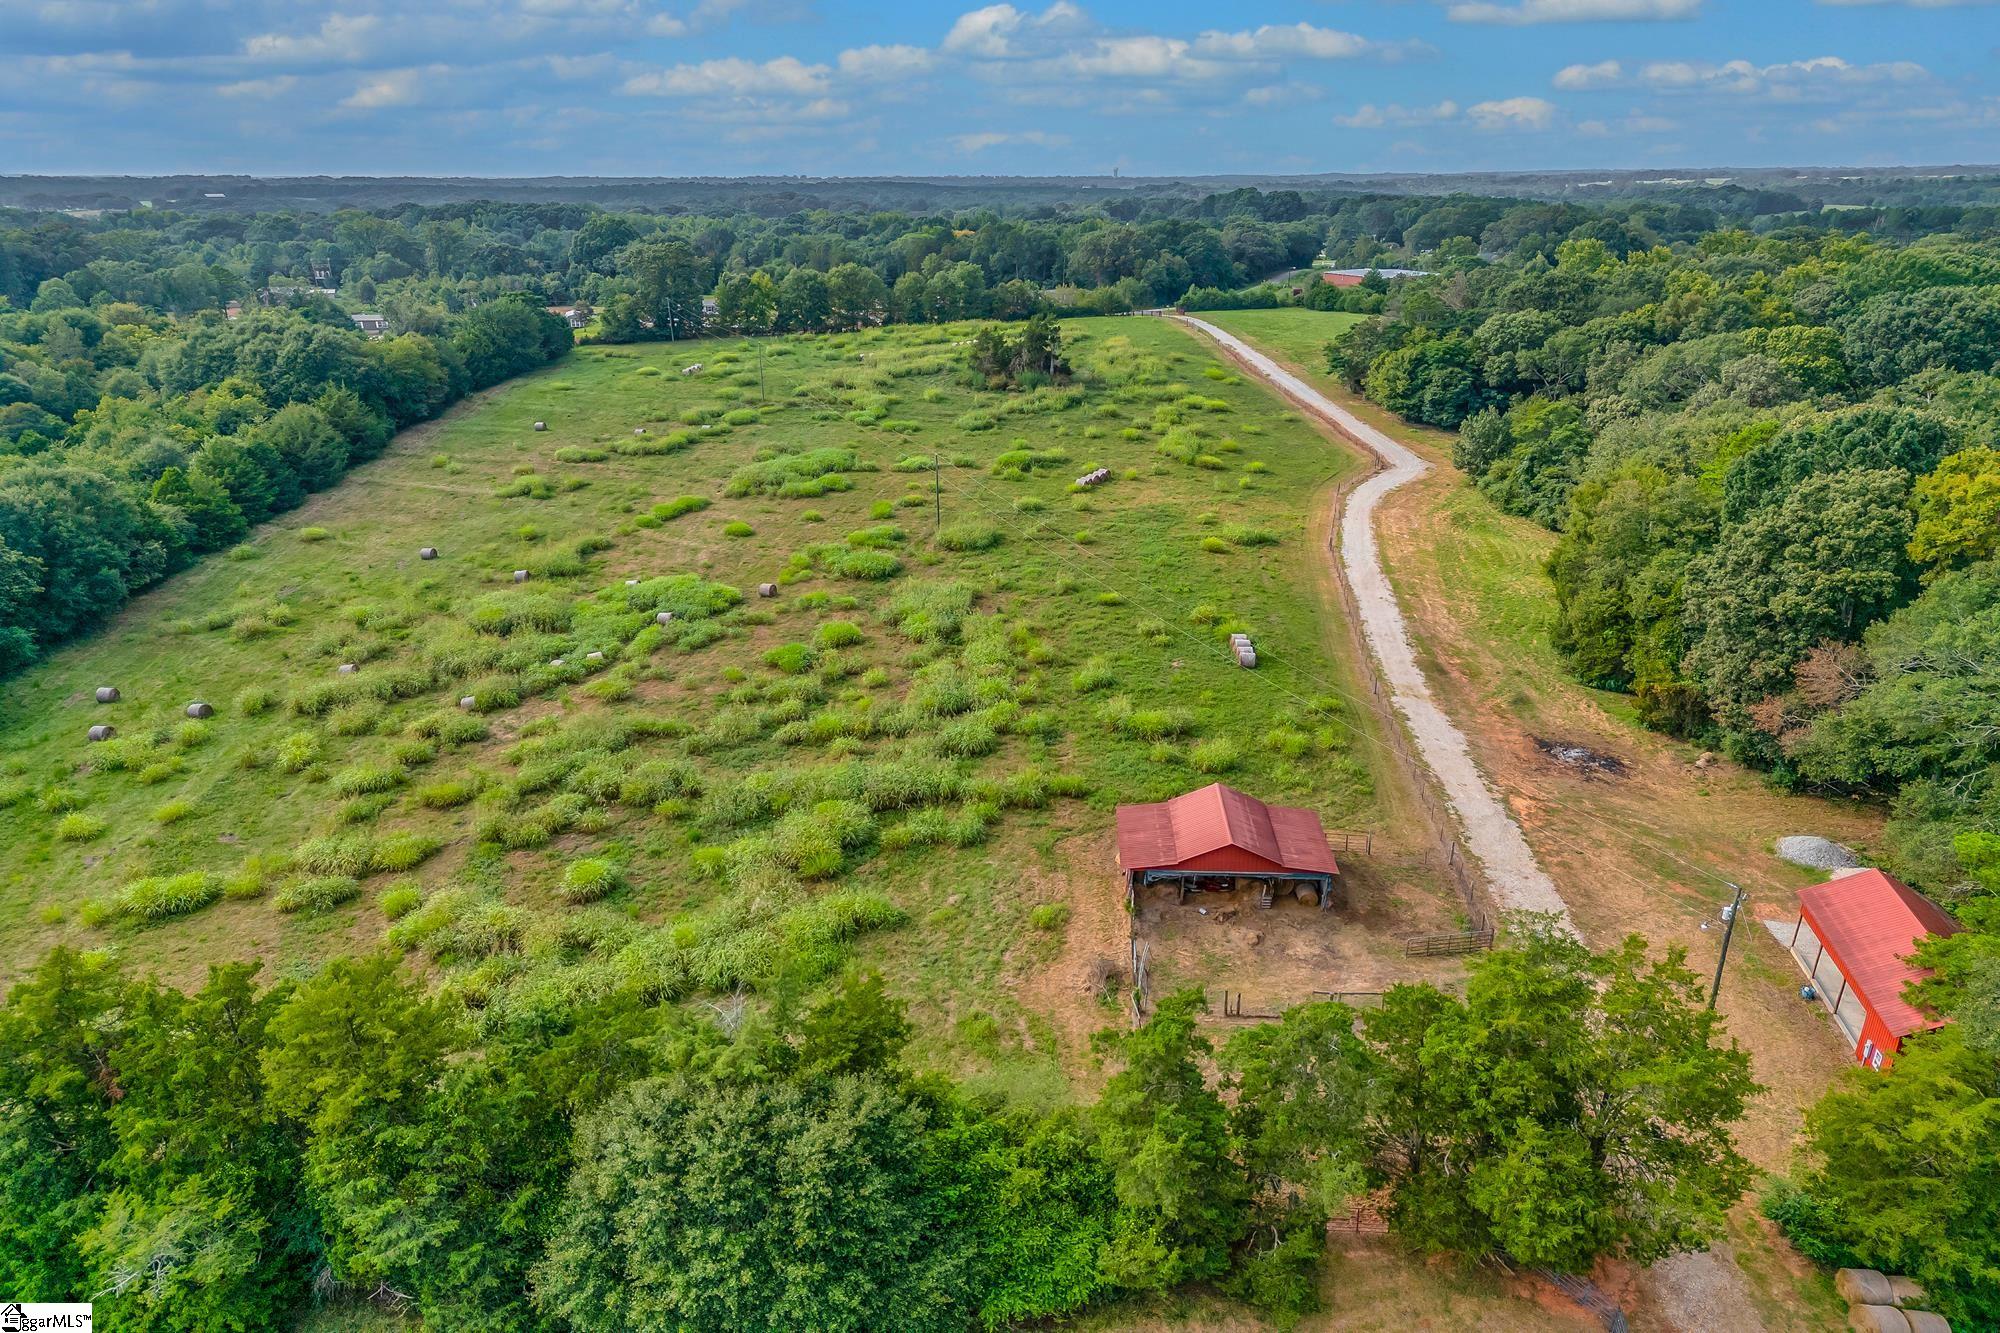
[1200,535,1230,553]
[1221,523,1280,547]
[654,495,709,521]
[373,832,444,873]
[331,764,404,798]
[296,834,375,877]
[299,526,331,543]
[936,521,1001,552]
[1029,902,1071,931]
[416,777,481,808]
[1072,658,1117,692]
[722,520,755,538]
[763,642,817,674]
[559,857,621,904]
[120,872,225,920]
[379,881,423,920]
[1189,738,1242,773]
[54,813,107,842]
[814,620,865,649]
[275,875,362,913]
[237,685,276,716]
[152,798,195,825]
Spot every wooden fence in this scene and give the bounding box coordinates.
[1403,927,1496,958]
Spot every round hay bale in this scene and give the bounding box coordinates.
[585,651,604,662]
[1838,1271,1897,1308]
[533,420,547,431]
[757,582,778,598]
[87,724,116,742]
[336,663,358,675]
[624,577,640,586]
[550,658,566,667]
[94,686,119,704]
[419,547,439,560]
[458,695,477,710]
[1293,883,1318,904]
[1779,836,1862,872]
[1904,1313,1949,1333]
[655,611,675,625]
[1887,1278,1930,1310]
[185,701,214,719]
[634,427,647,435]
[513,569,530,583]
[1849,1306,1912,1333]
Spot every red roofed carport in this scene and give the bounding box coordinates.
[1780,868,1960,1069]
[1116,783,1339,910]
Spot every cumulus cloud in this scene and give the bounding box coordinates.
[217,75,299,98]
[1634,55,1929,95]
[1446,0,1700,23]
[1465,95,1556,128]
[941,2,1086,58]
[837,44,935,79]
[244,14,382,63]
[949,128,1068,151]
[1190,23,1383,61]
[1553,59,1622,90]
[1334,99,1459,128]
[341,68,421,109]
[621,55,831,97]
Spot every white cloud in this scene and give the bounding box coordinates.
[217,75,298,98]
[1190,23,1378,61]
[621,55,831,97]
[340,68,420,109]
[244,13,381,63]
[1446,0,1700,23]
[1816,0,1996,6]
[949,128,1068,151]
[1553,59,1622,90]
[1334,99,1458,128]
[1465,95,1556,128]
[1634,55,1929,95]
[941,2,1085,57]
[837,44,935,79]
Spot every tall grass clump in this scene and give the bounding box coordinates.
[120,872,224,921]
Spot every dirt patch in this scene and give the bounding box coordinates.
[1533,736,1629,779]
[1011,827,1133,1072]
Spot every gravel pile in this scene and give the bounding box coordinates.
[1776,836,1862,871]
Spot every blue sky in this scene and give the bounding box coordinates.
[4,0,1997,177]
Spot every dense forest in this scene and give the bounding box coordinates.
[1326,224,2000,1328]
[0,923,1755,1330]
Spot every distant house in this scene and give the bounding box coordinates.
[259,284,337,305]
[1778,868,1961,1069]
[1322,267,1430,287]
[224,300,243,320]
[546,305,589,329]
[310,260,334,284]
[350,312,389,337]
[203,192,226,199]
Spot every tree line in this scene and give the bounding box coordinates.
[1323,226,2000,1329]
[0,921,1753,1330]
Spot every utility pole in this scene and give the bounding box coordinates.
[933,453,942,534]
[1708,882,1747,1010]
[758,341,766,402]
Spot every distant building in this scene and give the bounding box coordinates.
[1321,267,1431,288]
[203,191,226,199]
[258,284,337,305]
[224,300,243,320]
[350,312,389,337]
[546,305,590,329]
[309,260,334,284]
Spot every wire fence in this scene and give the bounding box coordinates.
[1320,480,1500,936]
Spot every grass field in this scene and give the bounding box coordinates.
[1199,308,1366,380]
[0,315,1407,1083]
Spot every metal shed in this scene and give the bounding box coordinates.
[1115,782,1339,910]
[1781,869,1960,1068]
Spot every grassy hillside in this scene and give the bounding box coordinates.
[1199,308,1367,379]
[0,316,1391,1074]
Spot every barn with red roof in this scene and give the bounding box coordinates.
[1780,868,1960,1069]
[1115,783,1339,910]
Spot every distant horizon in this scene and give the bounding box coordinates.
[8,0,1999,177]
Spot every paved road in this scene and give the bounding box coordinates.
[1179,315,1575,928]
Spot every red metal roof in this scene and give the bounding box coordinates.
[1799,869,1960,1038]
[1115,783,1339,876]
